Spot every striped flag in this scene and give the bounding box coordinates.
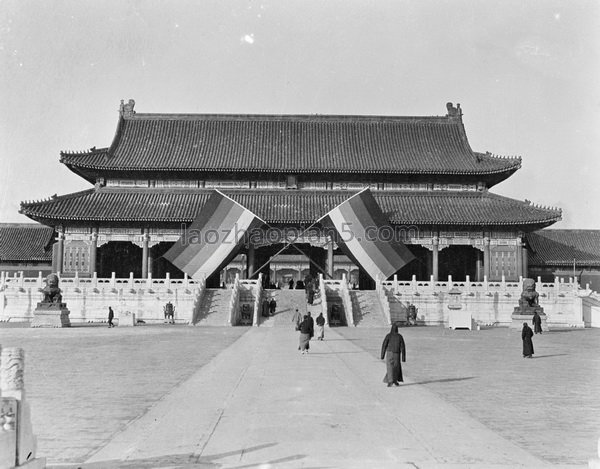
[164,190,264,279]
[320,188,414,281]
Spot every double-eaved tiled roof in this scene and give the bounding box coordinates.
[0,223,54,262]
[59,111,521,181]
[527,230,600,267]
[20,188,561,227]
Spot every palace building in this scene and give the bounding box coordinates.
[19,100,562,287]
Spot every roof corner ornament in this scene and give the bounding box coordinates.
[119,99,136,117]
[446,102,462,118]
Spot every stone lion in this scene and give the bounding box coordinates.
[519,278,539,308]
[42,274,62,304]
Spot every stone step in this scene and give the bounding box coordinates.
[195,289,233,326]
[350,290,387,327]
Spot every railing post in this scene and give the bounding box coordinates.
[37,271,43,289]
[92,271,98,289]
[184,273,189,289]
[166,272,171,289]
[110,272,116,288]
[447,275,452,292]
[465,275,470,294]
[484,275,489,295]
[129,272,134,289]
[146,272,152,288]
[394,274,398,293]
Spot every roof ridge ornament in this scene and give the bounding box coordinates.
[446,102,462,119]
[119,99,136,118]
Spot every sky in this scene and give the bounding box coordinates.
[1,0,599,228]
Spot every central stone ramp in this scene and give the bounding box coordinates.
[350,290,388,327]
[260,289,308,327]
[193,288,232,326]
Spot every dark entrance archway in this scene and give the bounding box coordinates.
[438,245,479,280]
[97,242,142,278]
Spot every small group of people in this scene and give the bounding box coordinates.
[262,298,277,317]
[293,309,326,353]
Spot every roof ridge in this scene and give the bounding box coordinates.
[20,189,96,207]
[126,112,458,124]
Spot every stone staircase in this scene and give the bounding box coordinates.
[193,288,232,326]
[385,289,408,325]
[350,290,387,327]
[326,289,346,326]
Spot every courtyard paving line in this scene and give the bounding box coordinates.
[81,327,557,468]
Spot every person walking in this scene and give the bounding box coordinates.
[522,322,534,358]
[107,306,115,328]
[532,311,543,334]
[380,323,406,387]
[292,308,303,330]
[307,311,314,339]
[298,314,313,354]
[316,312,325,340]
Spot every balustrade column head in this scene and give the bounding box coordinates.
[0,347,25,395]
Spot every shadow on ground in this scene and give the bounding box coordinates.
[48,442,329,469]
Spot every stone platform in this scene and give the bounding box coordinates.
[30,304,70,328]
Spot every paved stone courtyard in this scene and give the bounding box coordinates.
[0,323,598,467]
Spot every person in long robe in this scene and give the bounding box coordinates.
[380,323,406,387]
[532,311,543,334]
[307,312,314,339]
[522,322,534,358]
[298,315,313,354]
[316,312,325,340]
[292,308,302,330]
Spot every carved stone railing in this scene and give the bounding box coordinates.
[189,277,207,325]
[338,275,354,327]
[319,274,328,326]
[252,274,263,327]
[0,346,46,469]
[375,275,392,326]
[228,274,241,326]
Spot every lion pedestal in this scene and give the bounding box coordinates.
[31,274,71,328]
[510,278,547,329]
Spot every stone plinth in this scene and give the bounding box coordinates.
[448,309,474,330]
[30,303,70,328]
[510,306,547,330]
[118,310,135,327]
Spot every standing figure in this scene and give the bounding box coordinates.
[522,322,534,358]
[380,324,406,387]
[316,312,325,340]
[292,308,303,330]
[298,314,314,354]
[288,278,295,289]
[532,311,543,334]
[269,298,277,316]
[307,312,314,339]
[107,306,115,328]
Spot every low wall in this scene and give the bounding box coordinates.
[0,272,202,324]
[381,275,587,328]
[1,272,592,328]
